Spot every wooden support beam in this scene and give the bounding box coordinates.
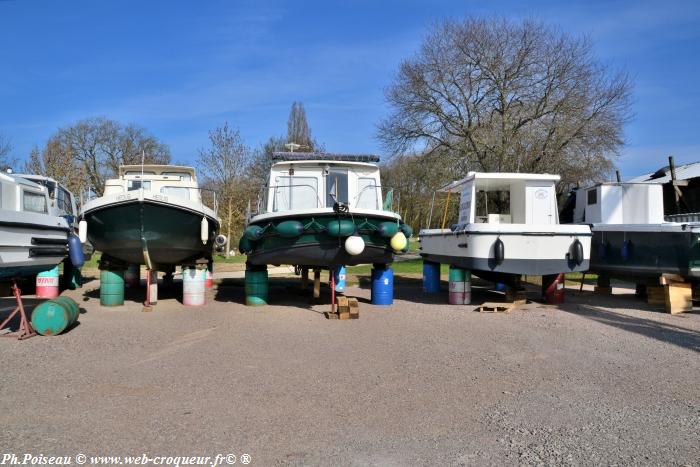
[313,269,321,299]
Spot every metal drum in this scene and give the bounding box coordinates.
[371,265,394,305]
[36,266,60,299]
[423,261,441,294]
[100,269,125,306]
[183,267,206,306]
[124,264,140,288]
[448,266,467,304]
[31,296,79,336]
[245,269,268,306]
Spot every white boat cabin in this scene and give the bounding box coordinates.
[259,160,384,214]
[0,172,52,215]
[443,172,560,227]
[13,174,78,220]
[104,165,204,202]
[573,182,664,224]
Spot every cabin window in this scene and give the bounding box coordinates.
[56,186,74,215]
[162,171,192,181]
[475,190,510,221]
[587,189,597,205]
[125,171,156,176]
[326,170,348,206]
[23,191,47,213]
[273,176,318,211]
[161,186,190,199]
[128,180,151,191]
[356,178,379,210]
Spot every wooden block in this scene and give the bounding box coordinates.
[647,285,667,306]
[594,286,613,295]
[477,302,513,313]
[659,273,685,285]
[665,283,692,314]
[324,311,339,319]
[348,297,360,319]
[505,290,527,305]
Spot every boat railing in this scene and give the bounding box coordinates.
[265,183,324,213]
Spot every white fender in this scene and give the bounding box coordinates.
[200,217,209,244]
[78,220,88,244]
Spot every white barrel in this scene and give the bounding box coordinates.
[449,281,466,292]
[183,267,206,306]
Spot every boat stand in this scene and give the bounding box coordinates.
[143,269,158,311]
[0,281,37,340]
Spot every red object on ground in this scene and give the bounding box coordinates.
[542,273,565,304]
[0,281,37,340]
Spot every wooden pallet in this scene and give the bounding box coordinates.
[325,296,360,320]
[476,302,513,313]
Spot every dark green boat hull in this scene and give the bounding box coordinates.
[245,213,403,268]
[84,200,219,269]
[589,229,700,283]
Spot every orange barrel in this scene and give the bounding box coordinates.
[183,267,206,306]
[36,266,60,299]
[542,273,565,304]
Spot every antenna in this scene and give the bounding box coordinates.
[141,150,145,178]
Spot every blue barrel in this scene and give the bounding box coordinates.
[371,265,394,305]
[423,261,440,294]
[334,266,346,293]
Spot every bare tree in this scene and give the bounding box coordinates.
[24,138,86,196]
[287,101,315,150]
[0,133,15,170]
[378,17,633,191]
[197,122,253,254]
[51,117,171,194]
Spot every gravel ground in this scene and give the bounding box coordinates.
[1,276,698,466]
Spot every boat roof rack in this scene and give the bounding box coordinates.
[272,152,380,163]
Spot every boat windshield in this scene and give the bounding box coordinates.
[127,180,151,191]
[161,186,191,200]
[356,178,379,210]
[23,191,47,213]
[273,176,319,211]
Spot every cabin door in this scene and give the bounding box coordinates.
[326,170,348,206]
[527,184,554,224]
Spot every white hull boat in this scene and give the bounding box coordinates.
[420,172,591,283]
[0,173,70,280]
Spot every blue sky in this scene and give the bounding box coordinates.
[1,0,699,177]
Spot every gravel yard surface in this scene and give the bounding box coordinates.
[1,277,698,466]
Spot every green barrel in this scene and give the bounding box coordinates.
[31,296,80,336]
[448,266,466,282]
[100,269,125,306]
[245,269,268,306]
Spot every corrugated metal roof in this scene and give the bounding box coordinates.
[627,160,700,183]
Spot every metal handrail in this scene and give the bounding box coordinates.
[263,183,324,213]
